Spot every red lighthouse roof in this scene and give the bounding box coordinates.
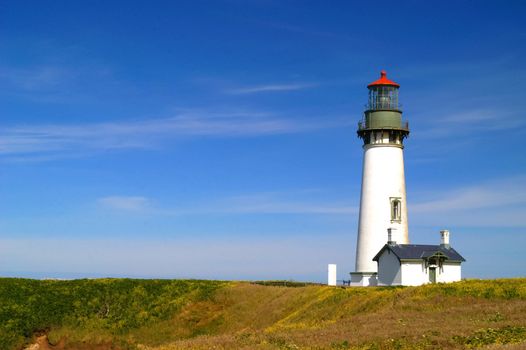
[367,70,400,88]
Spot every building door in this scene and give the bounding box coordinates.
[429,267,436,283]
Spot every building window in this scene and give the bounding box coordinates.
[390,197,401,223]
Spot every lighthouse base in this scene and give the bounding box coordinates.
[350,272,378,287]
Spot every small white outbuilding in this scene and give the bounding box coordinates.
[372,230,465,286]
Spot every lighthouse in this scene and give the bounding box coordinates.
[351,71,410,286]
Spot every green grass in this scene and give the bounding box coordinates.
[0,278,226,350]
[1,278,526,350]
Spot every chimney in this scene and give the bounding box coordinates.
[387,227,397,245]
[440,229,450,248]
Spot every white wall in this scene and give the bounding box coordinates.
[400,261,462,286]
[401,261,427,286]
[437,262,462,283]
[355,145,409,273]
[377,250,402,286]
[350,272,378,286]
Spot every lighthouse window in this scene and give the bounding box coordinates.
[390,198,401,222]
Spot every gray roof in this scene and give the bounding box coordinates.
[373,244,466,262]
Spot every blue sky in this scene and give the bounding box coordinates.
[1,1,525,281]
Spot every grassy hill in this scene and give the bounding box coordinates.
[1,278,525,350]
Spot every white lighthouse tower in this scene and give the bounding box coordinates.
[351,71,410,286]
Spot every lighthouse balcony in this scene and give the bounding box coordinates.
[357,121,410,145]
[357,120,409,132]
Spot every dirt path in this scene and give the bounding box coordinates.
[24,335,121,350]
[24,335,63,350]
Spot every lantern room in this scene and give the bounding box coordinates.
[366,70,400,111]
[357,70,409,146]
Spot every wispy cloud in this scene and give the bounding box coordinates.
[96,176,526,226]
[398,56,526,142]
[226,83,316,95]
[419,109,525,139]
[397,56,526,93]
[410,175,526,227]
[0,65,74,91]
[0,111,348,161]
[97,191,357,216]
[208,193,356,215]
[440,110,502,124]
[98,196,152,212]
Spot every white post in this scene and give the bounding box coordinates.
[328,264,337,286]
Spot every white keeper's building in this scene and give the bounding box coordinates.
[373,230,465,286]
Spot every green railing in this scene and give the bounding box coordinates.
[358,120,409,131]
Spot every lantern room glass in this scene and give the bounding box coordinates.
[368,86,399,110]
